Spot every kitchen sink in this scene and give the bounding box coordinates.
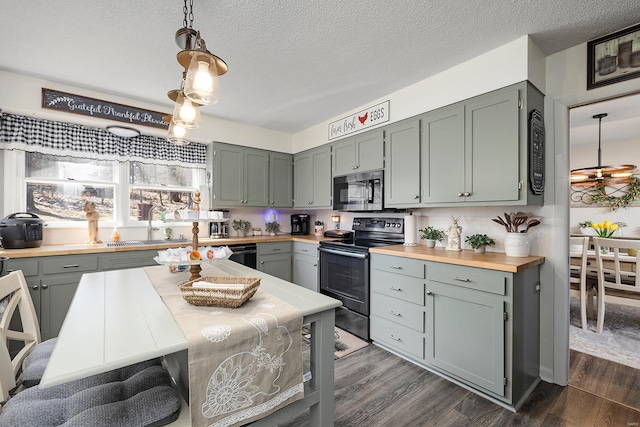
[103,239,190,248]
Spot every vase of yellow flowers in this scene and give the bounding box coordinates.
[592,220,618,254]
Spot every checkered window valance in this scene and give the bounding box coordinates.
[0,111,207,169]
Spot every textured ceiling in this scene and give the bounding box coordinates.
[0,1,639,134]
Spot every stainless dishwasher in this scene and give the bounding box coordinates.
[227,244,257,269]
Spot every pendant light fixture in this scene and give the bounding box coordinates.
[166,0,228,144]
[570,113,637,187]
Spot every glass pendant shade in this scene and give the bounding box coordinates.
[184,51,220,105]
[167,120,190,145]
[171,91,200,129]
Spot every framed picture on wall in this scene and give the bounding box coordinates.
[587,23,640,90]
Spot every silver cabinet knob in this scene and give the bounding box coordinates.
[457,192,464,197]
[260,261,264,265]
[426,291,433,296]
[413,195,419,199]
[42,284,49,290]
[32,285,39,291]
[463,192,471,197]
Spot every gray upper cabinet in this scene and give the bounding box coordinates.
[211,143,269,207]
[268,152,293,208]
[332,129,384,177]
[384,119,420,207]
[294,145,332,208]
[463,89,519,203]
[420,105,465,203]
[385,80,544,208]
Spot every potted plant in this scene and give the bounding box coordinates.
[232,219,252,237]
[265,221,280,236]
[578,221,595,235]
[314,220,324,236]
[465,233,496,254]
[419,226,444,248]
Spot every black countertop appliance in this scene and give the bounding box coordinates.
[291,214,310,235]
[0,212,44,249]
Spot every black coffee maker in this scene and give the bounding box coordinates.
[291,214,310,235]
[0,256,8,277]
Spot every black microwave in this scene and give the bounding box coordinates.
[333,170,383,211]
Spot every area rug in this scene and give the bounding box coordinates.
[569,295,640,370]
[302,326,369,359]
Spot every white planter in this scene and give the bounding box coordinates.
[474,245,486,254]
[504,233,531,257]
[425,239,437,248]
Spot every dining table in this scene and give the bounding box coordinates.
[40,260,342,427]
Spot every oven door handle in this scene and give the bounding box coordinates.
[319,247,369,259]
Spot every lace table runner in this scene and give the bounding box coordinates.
[145,265,304,427]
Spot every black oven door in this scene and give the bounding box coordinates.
[318,246,369,315]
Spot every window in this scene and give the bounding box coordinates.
[17,153,205,225]
[129,162,203,221]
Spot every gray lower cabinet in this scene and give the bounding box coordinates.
[5,250,159,341]
[257,242,292,281]
[294,145,332,209]
[370,253,540,410]
[292,242,318,292]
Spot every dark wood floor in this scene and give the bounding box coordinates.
[282,345,640,426]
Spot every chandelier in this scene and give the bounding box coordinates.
[166,0,228,145]
[570,113,637,187]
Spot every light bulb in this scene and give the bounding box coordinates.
[194,61,213,91]
[167,120,190,145]
[184,52,220,105]
[172,91,200,129]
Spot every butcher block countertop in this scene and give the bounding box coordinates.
[0,234,329,259]
[370,245,545,273]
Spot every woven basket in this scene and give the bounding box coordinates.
[179,276,261,308]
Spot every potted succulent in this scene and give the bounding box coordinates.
[465,233,496,254]
[265,221,280,236]
[314,220,324,236]
[419,226,445,248]
[232,219,252,237]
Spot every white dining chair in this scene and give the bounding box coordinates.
[569,236,591,330]
[592,237,640,334]
[0,270,185,426]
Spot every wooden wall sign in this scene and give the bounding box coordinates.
[41,88,169,129]
[328,100,390,140]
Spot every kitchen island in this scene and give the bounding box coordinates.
[41,260,341,426]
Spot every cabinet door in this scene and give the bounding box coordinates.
[426,281,505,396]
[311,146,332,208]
[293,253,318,292]
[294,151,313,208]
[355,129,384,173]
[465,90,519,202]
[269,152,293,207]
[420,106,465,203]
[244,148,269,206]
[213,144,245,206]
[384,119,420,207]
[40,273,83,340]
[258,253,292,282]
[332,138,356,177]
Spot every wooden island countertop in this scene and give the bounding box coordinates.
[370,245,545,273]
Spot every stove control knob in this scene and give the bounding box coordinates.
[385,222,391,227]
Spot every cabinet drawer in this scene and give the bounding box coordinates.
[371,293,424,332]
[293,242,317,256]
[427,262,506,296]
[257,242,291,255]
[101,250,157,271]
[372,254,424,278]
[42,255,99,275]
[6,258,39,277]
[371,315,424,359]
[371,270,425,304]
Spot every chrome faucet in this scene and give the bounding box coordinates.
[147,205,164,241]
